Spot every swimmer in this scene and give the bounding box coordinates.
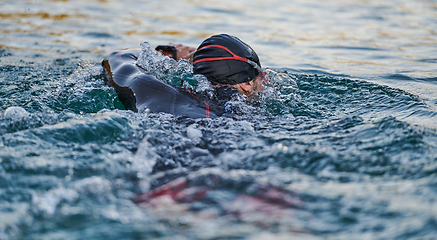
[102,34,264,118]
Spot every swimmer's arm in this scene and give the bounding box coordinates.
[169,43,196,62]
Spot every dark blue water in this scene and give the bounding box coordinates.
[1,0,437,239]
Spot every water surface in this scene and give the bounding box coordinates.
[1,0,437,239]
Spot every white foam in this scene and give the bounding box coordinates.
[187,124,203,144]
[32,187,79,217]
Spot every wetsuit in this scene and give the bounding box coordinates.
[102,49,232,118]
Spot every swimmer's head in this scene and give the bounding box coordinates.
[193,34,262,85]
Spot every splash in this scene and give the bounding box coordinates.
[246,69,303,116]
[47,60,123,114]
[135,42,306,116]
[136,42,214,98]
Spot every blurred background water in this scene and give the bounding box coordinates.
[1,0,437,239]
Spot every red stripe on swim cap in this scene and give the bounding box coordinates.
[193,45,249,65]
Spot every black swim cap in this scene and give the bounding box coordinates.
[193,34,262,85]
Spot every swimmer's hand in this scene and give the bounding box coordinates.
[169,43,196,62]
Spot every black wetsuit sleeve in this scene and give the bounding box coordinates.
[130,74,178,113]
[102,48,223,118]
[102,49,179,113]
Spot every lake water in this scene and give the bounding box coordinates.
[1,0,437,239]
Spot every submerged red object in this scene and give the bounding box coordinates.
[132,169,303,230]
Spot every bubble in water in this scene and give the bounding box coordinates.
[2,106,30,120]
